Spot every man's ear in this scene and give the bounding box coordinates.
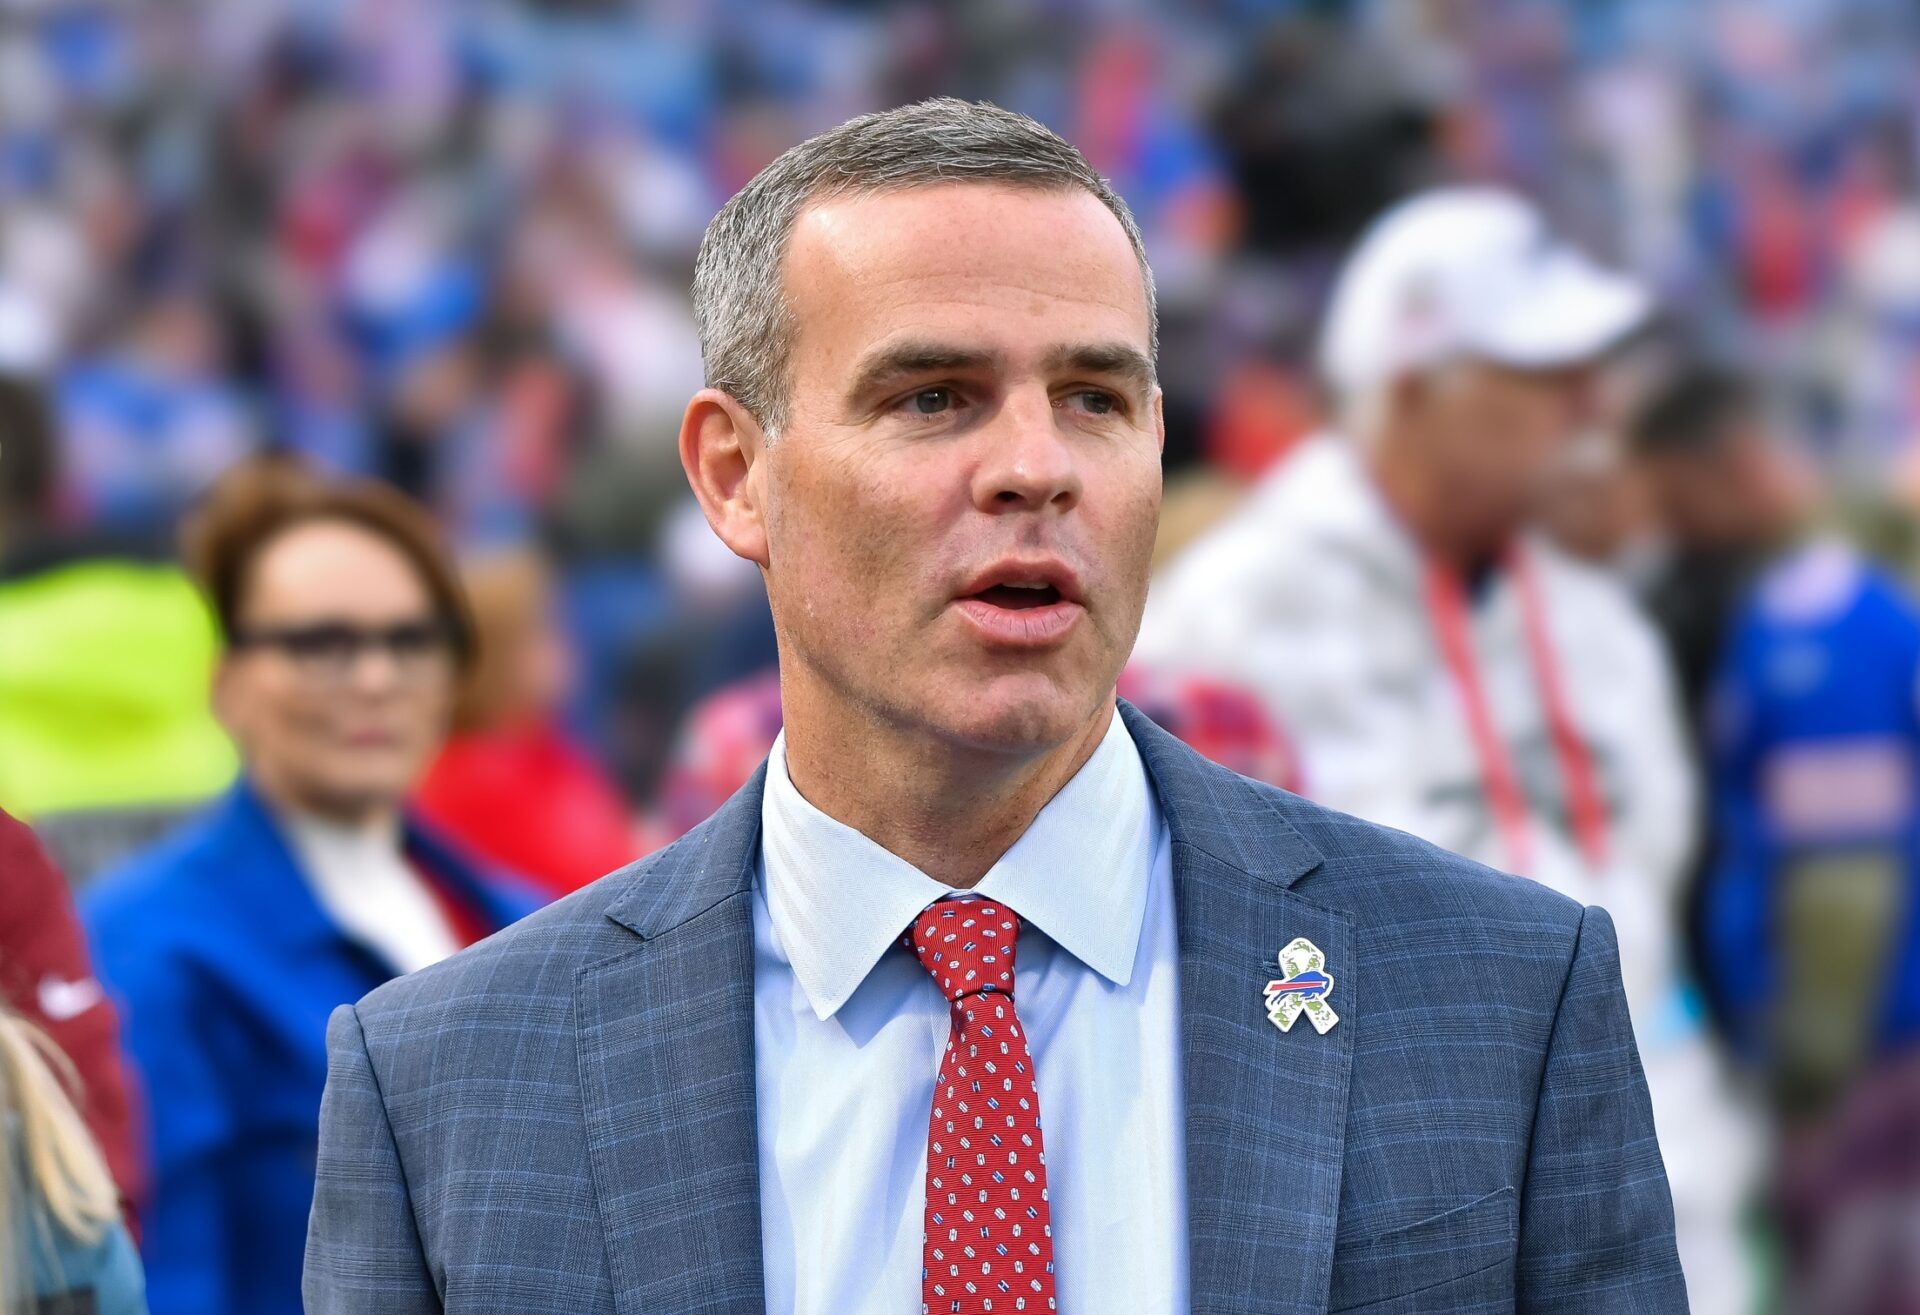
[679,387,771,568]
[1153,387,1166,454]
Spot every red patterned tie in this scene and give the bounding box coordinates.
[904,898,1058,1314]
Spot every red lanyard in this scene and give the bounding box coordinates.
[1422,546,1611,876]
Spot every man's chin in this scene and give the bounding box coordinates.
[931,676,1112,757]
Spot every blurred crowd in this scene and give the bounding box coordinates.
[7,0,1920,1311]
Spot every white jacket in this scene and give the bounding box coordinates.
[1137,434,1756,1313]
[1140,437,1695,941]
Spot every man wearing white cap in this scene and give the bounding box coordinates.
[1137,187,1758,1313]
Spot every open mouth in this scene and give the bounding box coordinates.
[969,582,1064,610]
[953,565,1083,647]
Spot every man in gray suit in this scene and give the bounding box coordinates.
[305,99,1687,1314]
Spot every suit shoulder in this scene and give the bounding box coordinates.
[347,802,748,1047]
[1138,708,1586,939]
[1260,778,1585,935]
[1140,727,1595,1043]
[352,859,641,1033]
[1246,785,1596,1034]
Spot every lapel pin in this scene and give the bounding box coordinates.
[1264,936,1339,1034]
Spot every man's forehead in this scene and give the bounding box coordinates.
[782,183,1152,352]
[790,180,1132,257]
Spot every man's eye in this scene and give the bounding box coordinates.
[908,388,953,415]
[1068,390,1117,415]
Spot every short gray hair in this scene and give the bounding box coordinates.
[692,97,1157,435]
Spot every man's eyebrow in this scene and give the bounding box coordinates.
[845,342,1003,402]
[1041,342,1157,393]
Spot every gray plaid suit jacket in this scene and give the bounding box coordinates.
[305,701,1687,1313]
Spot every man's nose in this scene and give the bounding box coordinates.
[970,391,1083,514]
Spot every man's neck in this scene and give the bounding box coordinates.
[778,679,1114,890]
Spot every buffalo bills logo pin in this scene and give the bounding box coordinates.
[1264,937,1338,1034]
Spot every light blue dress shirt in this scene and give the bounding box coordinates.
[753,708,1189,1313]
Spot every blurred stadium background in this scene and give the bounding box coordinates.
[7,0,1920,813]
[8,0,1920,1310]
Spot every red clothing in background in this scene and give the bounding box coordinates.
[0,807,146,1231]
[647,665,1302,846]
[414,724,638,901]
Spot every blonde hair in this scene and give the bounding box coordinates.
[0,1005,119,1302]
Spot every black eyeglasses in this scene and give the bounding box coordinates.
[230,620,455,684]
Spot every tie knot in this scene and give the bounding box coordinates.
[903,898,1021,1004]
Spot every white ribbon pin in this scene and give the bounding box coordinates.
[1263,937,1338,1034]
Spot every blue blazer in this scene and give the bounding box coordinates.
[82,781,539,1315]
[304,702,1686,1313]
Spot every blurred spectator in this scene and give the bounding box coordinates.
[1775,1048,1920,1313]
[1115,664,1302,794]
[1635,378,1920,1315]
[1534,430,1659,573]
[0,372,236,881]
[0,1002,147,1314]
[1633,368,1819,733]
[1628,366,1821,1035]
[414,546,639,898]
[1699,536,1920,1314]
[1,2,1919,1304]
[81,460,538,1315]
[1136,187,1757,1312]
[1692,529,1920,1108]
[57,288,256,534]
[647,664,1300,847]
[0,808,143,1228]
[645,667,786,848]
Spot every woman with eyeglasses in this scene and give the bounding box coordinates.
[80,458,540,1315]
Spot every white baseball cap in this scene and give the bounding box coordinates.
[1318,187,1651,395]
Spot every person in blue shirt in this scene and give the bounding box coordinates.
[1692,529,1920,1313]
[1631,365,1920,1112]
[1629,365,1818,1057]
[83,459,540,1315]
[1702,541,1920,1108]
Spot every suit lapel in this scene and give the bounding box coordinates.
[577,767,769,1315]
[1177,856,1355,1313]
[571,708,1357,1313]
[1121,702,1356,1315]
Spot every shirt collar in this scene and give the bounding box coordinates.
[760,707,1158,1021]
